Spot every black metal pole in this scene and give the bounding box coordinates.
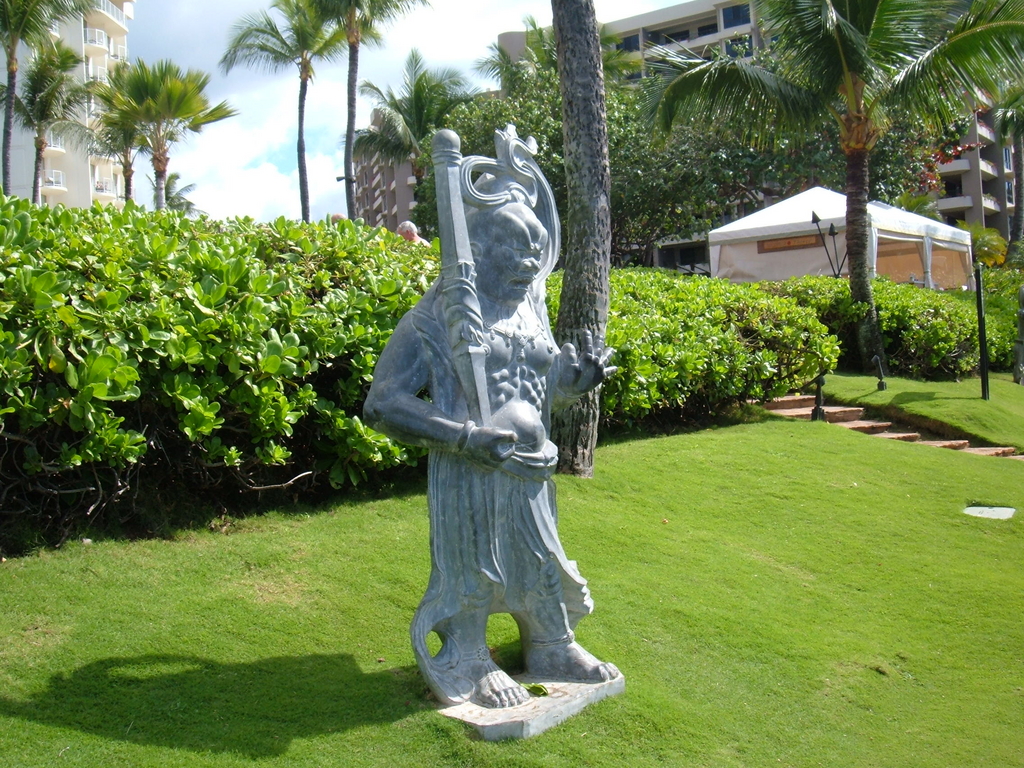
[974,257,990,400]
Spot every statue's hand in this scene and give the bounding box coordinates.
[557,330,617,399]
[457,421,518,467]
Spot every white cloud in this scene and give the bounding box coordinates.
[131,0,676,221]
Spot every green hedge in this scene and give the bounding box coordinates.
[767,276,980,379]
[0,197,839,552]
[550,270,840,422]
[0,196,436,549]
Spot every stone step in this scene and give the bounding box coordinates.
[962,446,1018,457]
[876,431,921,442]
[916,439,971,450]
[1007,455,1024,461]
[837,420,892,434]
[772,405,865,423]
[763,394,815,411]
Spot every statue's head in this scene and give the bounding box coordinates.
[467,202,549,306]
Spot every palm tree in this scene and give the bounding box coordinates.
[95,60,236,210]
[91,63,147,203]
[354,48,476,180]
[313,0,426,220]
[6,40,89,204]
[220,0,347,222]
[994,87,1024,258]
[644,0,1024,371]
[0,0,93,193]
[549,0,612,476]
[475,15,640,97]
[152,171,202,217]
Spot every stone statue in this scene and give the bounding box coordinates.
[1015,284,1024,385]
[364,126,621,709]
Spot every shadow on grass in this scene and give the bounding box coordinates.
[0,653,426,758]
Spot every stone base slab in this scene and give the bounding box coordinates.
[439,674,626,740]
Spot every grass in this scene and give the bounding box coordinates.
[2,418,1024,767]
[824,372,1024,450]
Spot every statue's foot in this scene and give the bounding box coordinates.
[458,651,530,708]
[525,640,620,683]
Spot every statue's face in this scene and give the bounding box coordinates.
[472,203,548,306]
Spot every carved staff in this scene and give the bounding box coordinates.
[431,129,492,426]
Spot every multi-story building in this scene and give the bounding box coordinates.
[8,0,137,208]
[351,109,418,232]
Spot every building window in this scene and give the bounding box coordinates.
[618,33,640,52]
[697,22,719,37]
[722,4,751,29]
[1008,180,1015,206]
[944,178,963,198]
[1005,146,1013,168]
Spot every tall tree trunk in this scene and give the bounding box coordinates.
[1010,134,1024,256]
[32,138,43,205]
[845,148,886,373]
[298,74,310,223]
[551,0,611,477]
[344,39,359,221]
[153,152,168,210]
[123,161,133,201]
[3,53,18,195]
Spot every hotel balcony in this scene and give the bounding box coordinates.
[976,121,996,144]
[93,178,116,199]
[937,158,970,175]
[110,44,128,63]
[43,170,67,193]
[937,195,972,212]
[978,159,999,180]
[85,65,108,84]
[43,133,66,157]
[83,27,108,53]
[90,0,128,34]
[982,194,1001,213]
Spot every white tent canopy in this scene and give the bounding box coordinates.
[708,187,973,289]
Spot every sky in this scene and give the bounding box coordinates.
[127,0,677,222]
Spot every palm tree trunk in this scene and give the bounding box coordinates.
[123,162,133,201]
[344,39,359,221]
[298,75,310,222]
[153,153,168,210]
[845,148,886,373]
[3,54,18,195]
[1011,134,1024,255]
[551,0,611,478]
[32,138,43,205]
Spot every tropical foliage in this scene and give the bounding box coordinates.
[90,62,146,202]
[354,48,476,181]
[312,0,426,219]
[92,59,235,210]
[7,40,89,204]
[643,0,1024,371]
[475,14,640,97]
[767,276,982,378]
[221,0,348,222]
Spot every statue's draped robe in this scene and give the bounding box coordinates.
[407,282,593,704]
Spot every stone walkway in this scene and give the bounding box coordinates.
[764,395,1022,459]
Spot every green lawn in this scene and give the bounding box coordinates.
[2,419,1023,767]
[824,372,1024,450]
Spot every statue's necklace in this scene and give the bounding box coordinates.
[484,309,545,361]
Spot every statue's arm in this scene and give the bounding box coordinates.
[364,319,463,450]
[364,319,518,465]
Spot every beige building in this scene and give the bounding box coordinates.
[351,109,418,232]
[8,0,136,208]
